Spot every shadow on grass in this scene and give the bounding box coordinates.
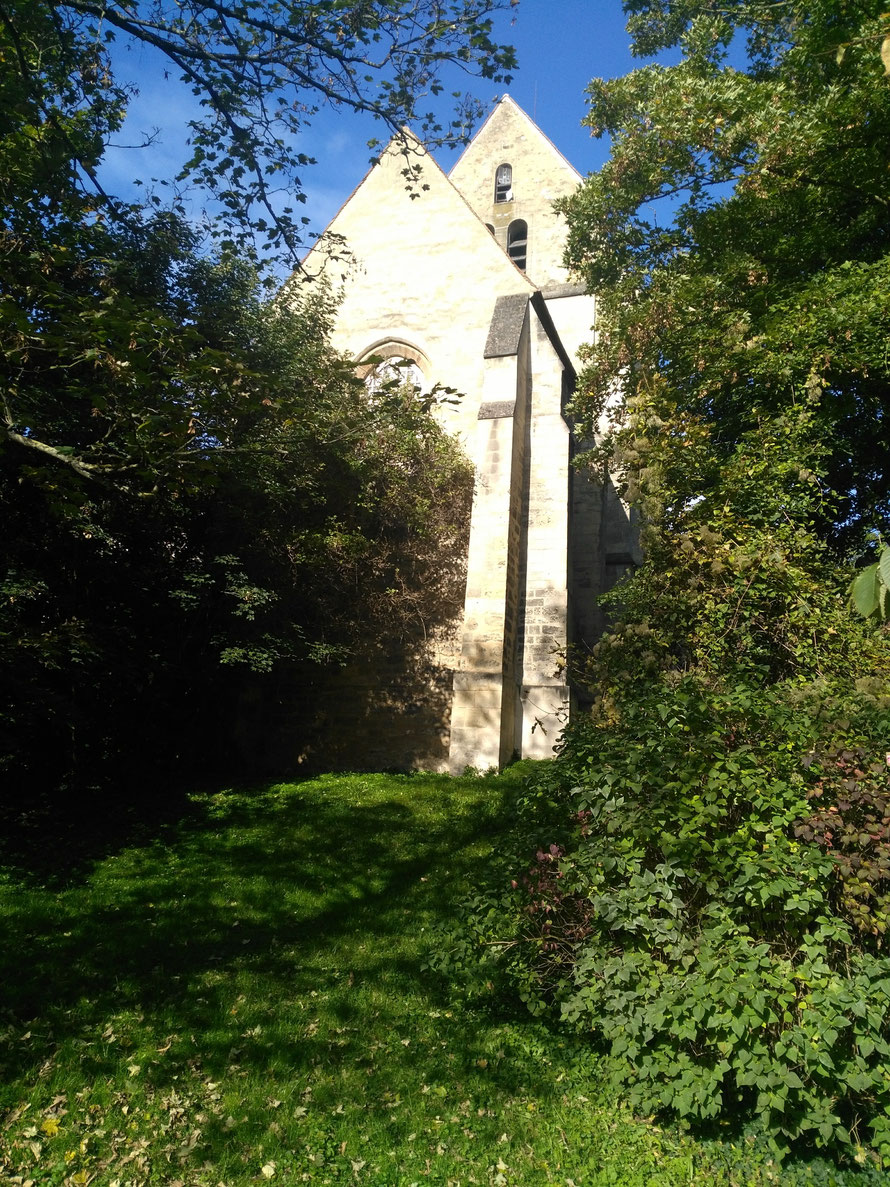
[0,772,560,1106]
[0,767,244,888]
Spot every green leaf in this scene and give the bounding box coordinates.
[851,565,879,617]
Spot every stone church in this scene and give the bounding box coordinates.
[303,96,637,774]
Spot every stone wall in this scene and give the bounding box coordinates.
[304,134,535,451]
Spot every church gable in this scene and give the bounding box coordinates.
[449,96,582,290]
[289,102,635,777]
[304,132,533,441]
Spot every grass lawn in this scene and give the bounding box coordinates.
[0,767,878,1185]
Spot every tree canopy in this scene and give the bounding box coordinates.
[1,0,516,261]
[561,0,890,554]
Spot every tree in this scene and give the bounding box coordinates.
[0,246,472,847]
[1,0,515,493]
[560,0,890,555]
[0,0,490,837]
[452,0,890,1159]
[0,0,515,263]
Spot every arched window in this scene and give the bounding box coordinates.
[364,356,425,394]
[494,163,513,203]
[485,223,495,236]
[507,219,528,271]
[356,340,430,397]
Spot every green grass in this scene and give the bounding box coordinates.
[0,768,878,1185]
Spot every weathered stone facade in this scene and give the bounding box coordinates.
[303,96,639,772]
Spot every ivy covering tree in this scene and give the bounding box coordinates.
[450,0,890,1163]
[0,0,504,837]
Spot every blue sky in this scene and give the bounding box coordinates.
[100,1,656,244]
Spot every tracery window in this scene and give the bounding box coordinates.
[357,340,430,398]
[494,163,513,203]
[364,356,425,394]
[507,219,528,271]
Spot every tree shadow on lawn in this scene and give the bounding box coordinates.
[0,772,219,888]
[0,774,562,1107]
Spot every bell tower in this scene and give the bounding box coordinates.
[449,94,581,295]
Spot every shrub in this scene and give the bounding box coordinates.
[452,678,890,1159]
[795,746,890,938]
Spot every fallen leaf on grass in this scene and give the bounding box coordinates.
[261,1162,276,1178]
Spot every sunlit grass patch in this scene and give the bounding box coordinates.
[0,769,877,1184]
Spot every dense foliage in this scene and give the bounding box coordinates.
[561,0,890,554]
[452,408,890,1156]
[450,0,890,1163]
[0,231,472,821]
[0,1,490,825]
